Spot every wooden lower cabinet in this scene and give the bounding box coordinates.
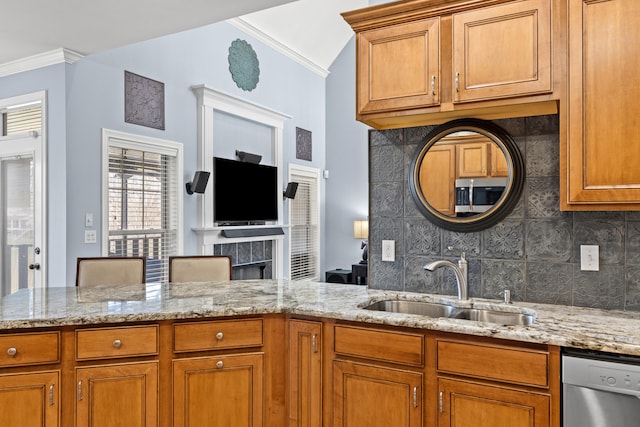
[333,360,423,427]
[288,320,322,427]
[75,361,158,427]
[437,378,550,427]
[0,370,59,426]
[172,353,264,427]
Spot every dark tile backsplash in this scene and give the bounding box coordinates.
[368,114,640,311]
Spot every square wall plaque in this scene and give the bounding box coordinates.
[296,127,312,161]
[124,71,165,130]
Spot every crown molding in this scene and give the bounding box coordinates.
[0,48,84,78]
[228,18,330,78]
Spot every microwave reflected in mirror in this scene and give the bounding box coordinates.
[418,132,509,218]
[409,119,524,232]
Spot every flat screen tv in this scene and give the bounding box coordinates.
[213,157,278,224]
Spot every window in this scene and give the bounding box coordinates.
[2,103,42,136]
[289,165,320,281]
[102,130,183,283]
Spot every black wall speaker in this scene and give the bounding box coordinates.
[325,269,352,284]
[284,182,299,199]
[186,171,210,195]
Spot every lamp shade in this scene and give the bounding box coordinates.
[353,219,369,239]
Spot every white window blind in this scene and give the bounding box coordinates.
[2,105,42,136]
[107,145,178,283]
[290,173,320,281]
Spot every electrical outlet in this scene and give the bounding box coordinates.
[382,240,395,262]
[84,230,97,244]
[580,245,599,271]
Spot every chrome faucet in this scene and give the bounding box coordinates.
[424,247,468,300]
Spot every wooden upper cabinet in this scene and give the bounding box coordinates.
[457,142,488,178]
[357,18,440,114]
[452,0,552,102]
[342,0,559,129]
[420,144,456,216]
[563,0,640,209]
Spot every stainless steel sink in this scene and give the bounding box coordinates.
[363,300,535,326]
[364,300,457,318]
[450,308,535,326]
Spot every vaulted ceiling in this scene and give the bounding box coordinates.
[1,0,368,73]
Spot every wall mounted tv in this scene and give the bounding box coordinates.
[213,156,278,225]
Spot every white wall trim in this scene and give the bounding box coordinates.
[228,18,330,78]
[0,48,83,78]
[191,86,291,279]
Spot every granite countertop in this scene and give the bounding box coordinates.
[1,280,639,356]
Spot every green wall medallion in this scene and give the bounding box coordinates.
[228,39,260,92]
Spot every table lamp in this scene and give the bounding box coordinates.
[353,219,369,264]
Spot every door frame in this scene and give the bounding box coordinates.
[0,91,47,290]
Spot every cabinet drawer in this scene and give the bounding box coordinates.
[76,325,158,360]
[174,318,263,353]
[0,331,59,367]
[437,339,549,387]
[334,325,424,367]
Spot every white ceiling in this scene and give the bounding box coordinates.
[1,0,368,72]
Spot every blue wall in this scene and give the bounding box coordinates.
[325,38,370,272]
[2,20,328,285]
[0,64,68,286]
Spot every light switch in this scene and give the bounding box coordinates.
[580,245,599,271]
[85,213,93,227]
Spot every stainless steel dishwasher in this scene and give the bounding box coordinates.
[563,349,640,427]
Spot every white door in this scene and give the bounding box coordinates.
[0,132,44,296]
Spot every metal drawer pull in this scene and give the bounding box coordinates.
[455,72,460,92]
[216,361,224,369]
[49,384,54,406]
[413,386,418,408]
[216,332,224,340]
[112,339,122,348]
[311,334,318,353]
[6,347,17,357]
[77,380,83,401]
[431,75,436,96]
[439,390,444,413]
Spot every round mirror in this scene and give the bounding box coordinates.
[409,119,524,232]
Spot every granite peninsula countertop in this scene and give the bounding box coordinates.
[1,279,639,356]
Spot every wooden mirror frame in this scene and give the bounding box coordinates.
[408,119,525,232]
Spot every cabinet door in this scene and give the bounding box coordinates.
[357,18,440,114]
[288,320,322,427]
[437,378,549,427]
[457,143,488,178]
[452,0,551,102]
[420,144,456,216]
[76,361,158,427]
[333,360,422,427]
[490,145,509,177]
[173,353,263,427]
[0,371,58,427]
[565,0,640,206]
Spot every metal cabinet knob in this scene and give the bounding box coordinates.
[216,332,224,340]
[112,339,122,348]
[6,347,17,357]
[216,361,224,368]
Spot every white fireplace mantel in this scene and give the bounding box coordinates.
[191,86,291,279]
